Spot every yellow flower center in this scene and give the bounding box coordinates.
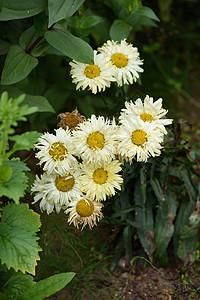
[111,53,128,68]
[55,174,75,192]
[93,169,107,184]
[49,142,66,160]
[65,113,79,128]
[132,130,147,146]
[87,131,105,149]
[84,65,100,79]
[140,113,154,122]
[76,199,94,217]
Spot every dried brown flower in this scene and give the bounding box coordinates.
[57,108,86,132]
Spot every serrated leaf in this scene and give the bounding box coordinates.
[0,203,41,275]
[45,25,94,64]
[0,158,29,203]
[1,45,38,85]
[19,272,75,300]
[110,19,132,40]
[8,131,41,156]
[2,202,41,233]
[3,272,34,300]
[0,0,47,21]
[48,0,84,27]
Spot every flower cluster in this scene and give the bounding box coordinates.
[32,96,172,230]
[69,39,143,94]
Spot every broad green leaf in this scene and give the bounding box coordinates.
[0,0,3,12]
[66,15,104,29]
[45,25,94,64]
[136,6,159,22]
[0,39,10,55]
[177,236,197,264]
[48,0,85,27]
[33,12,48,36]
[109,19,132,40]
[19,26,50,57]
[154,190,177,256]
[0,86,55,113]
[8,131,41,157]
[19,272,75,300]
[116,0,139,12]
[0,203,41,275]
[3,273,34,300]
[0,0,47,21]
[0,158,29,203]
[1,45,38,85]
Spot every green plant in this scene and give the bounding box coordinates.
[0,92,75,299]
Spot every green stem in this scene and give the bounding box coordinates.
[0,131,8,180]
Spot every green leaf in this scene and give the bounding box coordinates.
[134,180,155,258]
[19,272,75,300]
[116,0,137,12]
[8,131,41,157]
[1,45,38,85]
[3,272,34,300]
[154,190,177,257]
[123,225,132,258]
[109,19,132,40]
[0,39,10,55]
[0,203,41,275]
[0,86,55,113]
[1,163,12,183]
[0,158,29,203]
[136,6,160,22]
[150,178,165,203]
[45,25,94,64]
[48,0,84,27]
[0,0,47,21]
[23,94,55,113]
[33,12,48,36]
[67,15,104,29]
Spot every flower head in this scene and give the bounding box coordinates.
[35,127,77,174]
[120,95,173,133]
[72,114,117,164]
[98,39,143,86]
[116,116,164,163]
[31,167,82,212]
[79,160,123,201]
[65,195,104,230]
[69,50,115,94]
[57,108,86,132]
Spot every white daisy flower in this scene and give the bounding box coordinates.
[31,175,62,214]
[116,116,164,163]
[69,50,115,94]
[35,127,77,174]
[65,195,104,230]
[120,95,173,133]
[72,114,117,165]
[98,39,143,86]
[79,160,123,201]
[31,167,82,212]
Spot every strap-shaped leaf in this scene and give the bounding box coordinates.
[1,45,38,85]
[19,272,75,300]
[48,0,85,27]
[154,190,177,257]
[0,0,47,21]
[0,203,41,275]
[45,25,94,64]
